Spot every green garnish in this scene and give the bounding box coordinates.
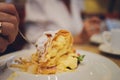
[77,55,85,63]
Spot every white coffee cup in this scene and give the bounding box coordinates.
[102,29,120,51]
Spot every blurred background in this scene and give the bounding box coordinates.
[0,0,120,56]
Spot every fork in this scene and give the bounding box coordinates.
[19,30,36,47]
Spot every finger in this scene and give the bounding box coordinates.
[0,12,19,27]
[0,3,19,21]
[1,22,18,43]
[0,37,9,53]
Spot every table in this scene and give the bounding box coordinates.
[73,43,120,67]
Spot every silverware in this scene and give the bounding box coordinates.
[19,30,36,47]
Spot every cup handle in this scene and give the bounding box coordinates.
[102,31,111,46]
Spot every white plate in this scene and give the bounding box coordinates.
[90,34,103,44]
[99,44,120,55]
[0,49,120,80]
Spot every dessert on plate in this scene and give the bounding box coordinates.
[11,29,84,74]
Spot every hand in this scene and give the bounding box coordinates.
[74,16,101,44]
[0,3,19,53]
[83,16,101,38]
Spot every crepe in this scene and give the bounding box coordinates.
[11,29,84,74]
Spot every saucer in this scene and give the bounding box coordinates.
[98,44,120,55]
[90,34,103,44]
